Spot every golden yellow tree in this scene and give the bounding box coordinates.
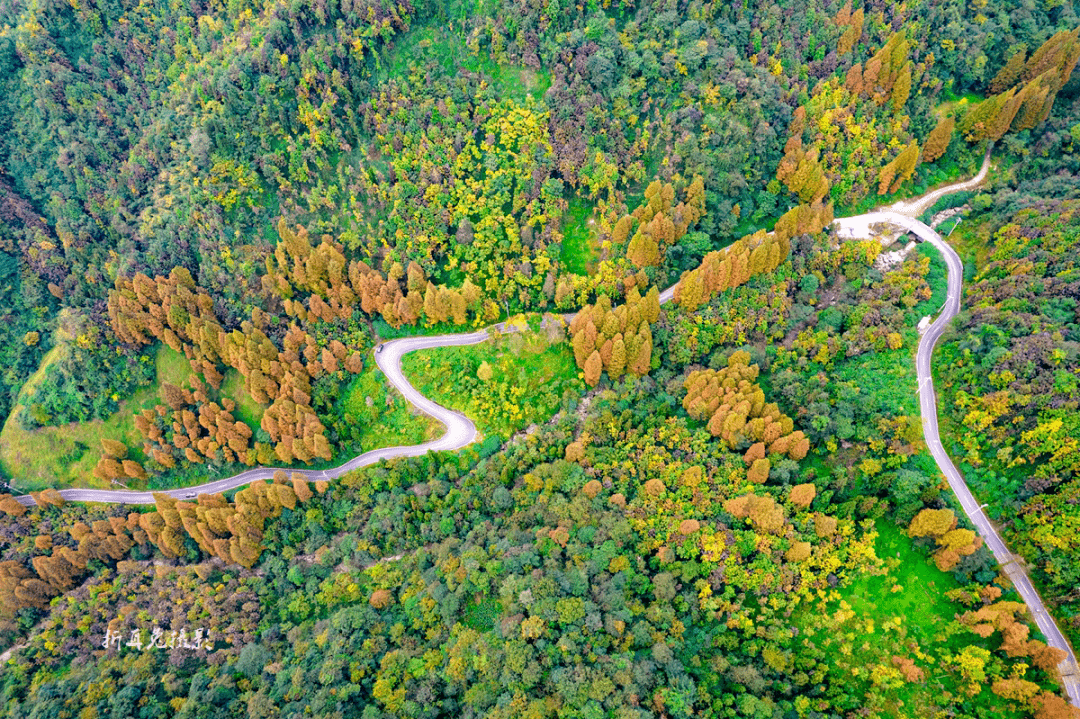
[583,350,602,387]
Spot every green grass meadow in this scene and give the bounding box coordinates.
[560,197,599,276]
[796,522,1028,719]
[401,324,583,439]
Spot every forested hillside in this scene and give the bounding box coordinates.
[934,84,1080,651]
[0,0,1075,487]
[2,196,1077,718]
[0,0,1079,716]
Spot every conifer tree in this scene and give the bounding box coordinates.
[572,327,591,367]
[748,241,769,276]
[122,460,148,480]
[100,439,128,458]
[991,46,1028,93]
[892,63,912,111]
[677,268,705,311]
[93,457,125,481]
[292,474,313,502]
[628,333,652,377]
[863,55,882,95]
[611,215,634,245]
[608,335,626,380]
[160,382,187,411]
[461,277,482,313]
[878,141,920,194]
[845,63,863,95]
[685,175,706,222]
[598,338,613,368]
[837,6,863,55]
[766,239,782,272]
[922,115,955,163]
[743,442,766,466]
[789,483,816,509]
[627,229,660,268]
[582,320,598,355]
[1020,28,1080,88]
[0,495,27,517]
[788,432,810,460]
[978,88,1021,142]
[446,288,467,325]
[730,248,751,287]
[583,350,602,387]
[423,283,441,325]
[643,286,661,323]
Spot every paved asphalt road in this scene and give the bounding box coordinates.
[10,168,1078,706]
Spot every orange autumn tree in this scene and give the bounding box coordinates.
[673,198,833,313]
[921,115,955,163]
[834,1,864,56]
[878,140,921,195]
[683,351,810,484]
[961,30,1080,143]
[776,109,830,205]
[618,177,706,269]
[568,285,661,384]
[0,475,327,620]
[136,473,324,567]
[265,219,482,329]
[109,258,365,469]
[957,600,1077,719]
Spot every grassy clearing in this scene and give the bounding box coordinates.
[401,325,583,439]
[222,368,265,428]
[841,524,974,652]
[560,197,599,276]
[469,57,552,102]
[382,17,551,103]
[0,345,255,492]
[935,93,983,119]
[796,522,1026,718]
[329,363,440,459]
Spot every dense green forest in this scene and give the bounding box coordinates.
[0,0,1079,715]
[1,216,1076,718]
[0,0,1075,481]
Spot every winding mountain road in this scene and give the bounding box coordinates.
[9,159,1078,706]
[834,208,1080,707]
[12,331,492,506]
